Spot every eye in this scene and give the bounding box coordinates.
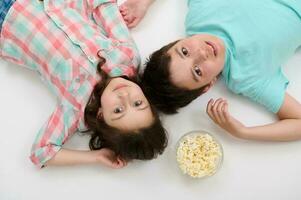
[194,66,202,76]
[134,100,143,107]
[113,106,124,114]
[181,47,189,56]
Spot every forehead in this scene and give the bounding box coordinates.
[168,40,182,51]
[167,47,194,88]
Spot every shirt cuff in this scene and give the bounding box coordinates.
[91,0,116,10]
[30,144,62,168]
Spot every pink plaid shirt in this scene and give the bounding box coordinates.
[0,0,140,168]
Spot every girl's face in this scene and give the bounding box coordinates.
[100,77,154,131]
[167,34,226,90]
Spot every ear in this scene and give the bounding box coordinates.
[202,77,217,94]
[97,108,103,120]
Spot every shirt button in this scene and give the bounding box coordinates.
[57,22,64,28]
[73,39,80,44]
[112,41,119,46]
[75,77,81,83]
[88,56,96,62]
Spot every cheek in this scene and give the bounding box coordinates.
[101,108,112,124]
[100,92,115,110]
[134,87,146,99]
[100,97,115,124]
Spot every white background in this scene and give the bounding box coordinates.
[1,0,301,199]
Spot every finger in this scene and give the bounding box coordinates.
[212,98,224,124]
[122,18,131,25]
[107,159,122,169]
[212,98,223,109]
[128,18,140,28]
[111,163,123,169]
[217,100,227,123]
[117,160,127,168]
[120,8,128,16]
[206,98,214,115]
[123,15,131,21]
[119,4,127,12]
[206,99,216,121]
[123,19,129,25]
[119,8,125,14]
[223,102,231,121]
[124,15,135,23]
[121,157,128,166]
[117,157,127,167]
[120,10,126,16]
[207,100,219,124]
[101,158,116,168]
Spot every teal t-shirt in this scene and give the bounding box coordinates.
[185,0,301,113]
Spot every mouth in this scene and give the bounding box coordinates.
[205,41,218,57]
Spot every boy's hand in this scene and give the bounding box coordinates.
[206,98,247,138]
[119,0,154,28]
[94,148,128,169]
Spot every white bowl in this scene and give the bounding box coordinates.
[176,130,223,178]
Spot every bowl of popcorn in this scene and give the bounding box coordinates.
[176,130,223,178]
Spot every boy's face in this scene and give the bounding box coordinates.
[167,34,226,90]
[100,77,153,131]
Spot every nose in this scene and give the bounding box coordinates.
[196,48,208,62]
[117,90,129,98]
[199,48,208,60]
[117,90,133,108]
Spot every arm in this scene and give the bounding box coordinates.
[30,105,74,168]
[206,93,301,141]
[45,148,127,168]
[92,0,141,77]
[119,0,155,28]
[30,105,126,168]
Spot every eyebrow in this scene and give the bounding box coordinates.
[175,47,199,83]
[111,105,150,121]
[138,105,149,111]
[111,113,125,121]
[175,47,184,59]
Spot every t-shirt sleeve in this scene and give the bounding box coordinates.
[254,68,289,113]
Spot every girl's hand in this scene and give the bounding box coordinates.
[94,148,128,169]
[119,0,154,28]
[206,98,247,138]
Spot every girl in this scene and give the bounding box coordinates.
[120,0,301,142]
[0,0,167,168]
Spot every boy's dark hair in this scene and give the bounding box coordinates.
[84,60,168,160]
[141,40,209,114]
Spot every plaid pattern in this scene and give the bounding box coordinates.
[0,0,15,32]
[0,0,140,168]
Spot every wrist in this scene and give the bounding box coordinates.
[91,150,104,164]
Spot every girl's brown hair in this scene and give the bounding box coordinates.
[84,59,168,160]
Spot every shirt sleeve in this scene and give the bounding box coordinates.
[91,0,134,43]
[30,104,79,168]
[92,0,140,78]
[252,68,289,113]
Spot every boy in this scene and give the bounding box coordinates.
[120,0,301,141]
